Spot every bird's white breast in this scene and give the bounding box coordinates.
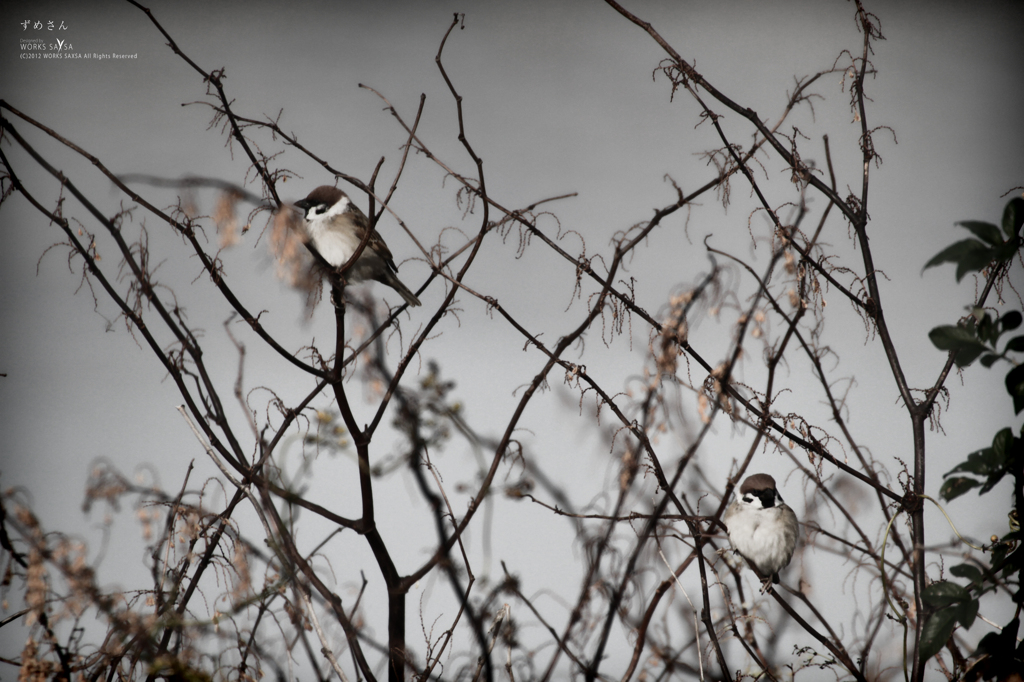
[307,213,362,266]
[306,213,385,283]
[725,503,797,575]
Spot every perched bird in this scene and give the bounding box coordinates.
[724,473,799,591]
[294,185,421,307]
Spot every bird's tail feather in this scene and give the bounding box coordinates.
[380,272,421,307]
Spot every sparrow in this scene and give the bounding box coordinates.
[723,473,799,591]
[294,185,421,307]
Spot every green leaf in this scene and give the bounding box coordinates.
[992,428,1012,462]
[939,476,980,501]
[1005,335,1024,353]
[945,449,991,475]
[977,313,998,345]
[980,353,1001,368]
[949,563,983,584]
[1010,432,1024,459]
[922,580,970,607]
[992,542,1009,571]
[975,618,1019,657]
[928,325,989,357]
[923,239,994,281]
[955,598,979,630]
[927,321,990,366]
[946,447,1003,479]
[992,238,1021,263]
[924,241,972,270]
[988,535,1024,580]
[944,434,1013,496]
[1006,365,1024,414]
[955,345,987,367]
[979,469,1009,495]
[1001,311,1023,332]
[1003,198,1024,239]
[956,244,996,281]
[956,220,1004,246]
[993,538,1024,577]
[919,606,958,662]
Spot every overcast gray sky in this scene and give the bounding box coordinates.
[2,0,1023,677]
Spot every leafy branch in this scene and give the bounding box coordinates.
[920,196,1024,675]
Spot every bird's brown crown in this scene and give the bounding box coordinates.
[297,185,346,209]
[739,473,777,494]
